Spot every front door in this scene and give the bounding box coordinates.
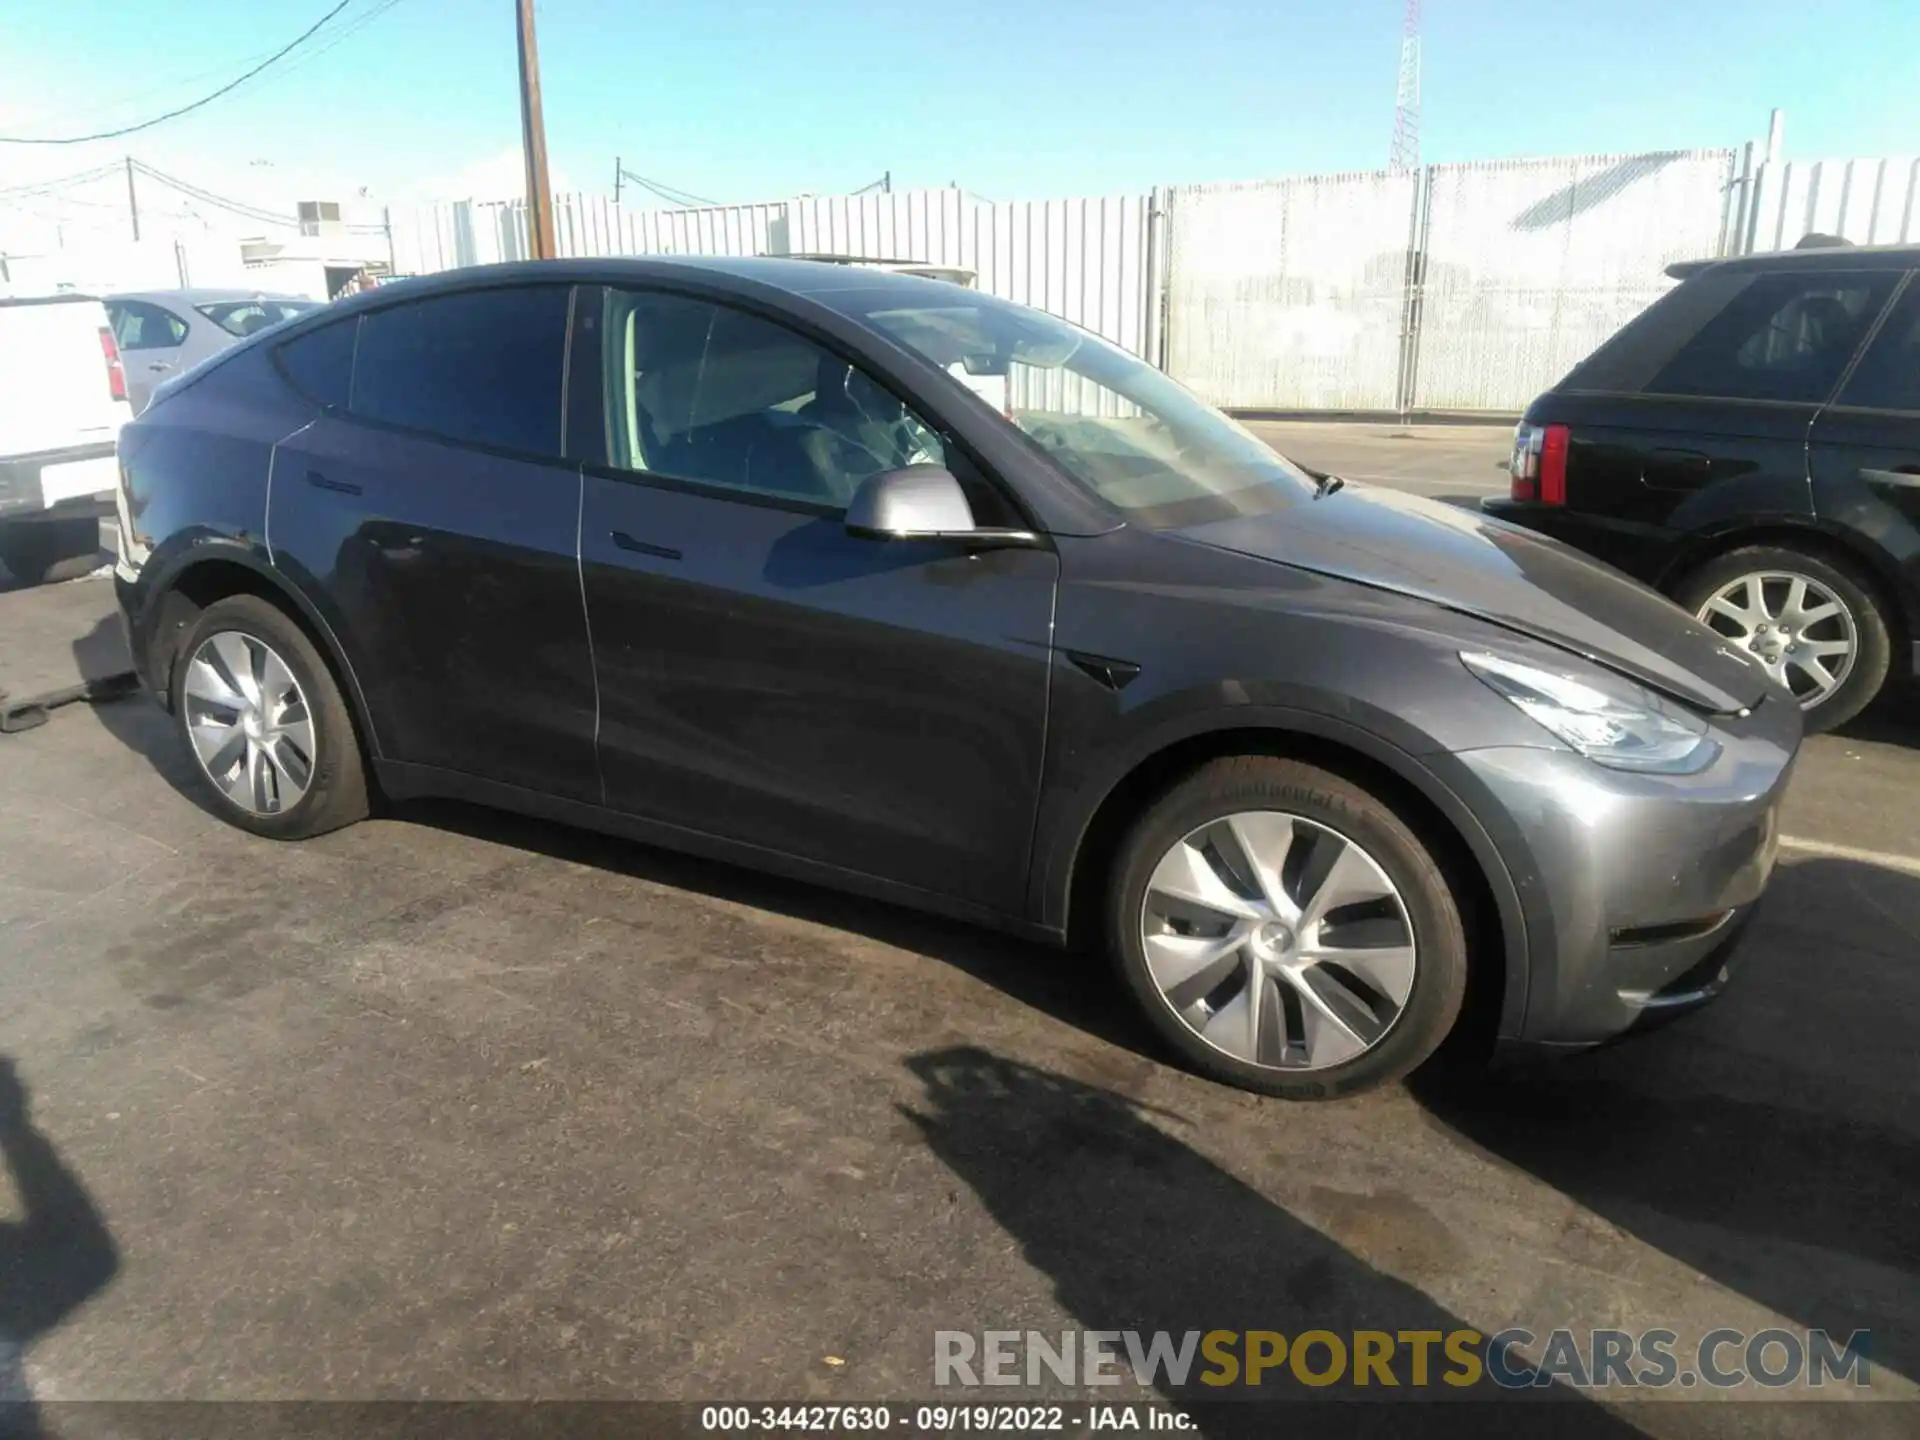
[575,287,1057,916]
[267,285,599,801]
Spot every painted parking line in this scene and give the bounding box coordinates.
[1779,834,1920,878]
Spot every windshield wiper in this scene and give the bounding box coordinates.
[1313,473,1347,497]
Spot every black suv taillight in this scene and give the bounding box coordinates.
[1510,422,1570,504]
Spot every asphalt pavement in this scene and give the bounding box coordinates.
[0,430,1915,1435]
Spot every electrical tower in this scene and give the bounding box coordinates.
[1389,0,1421,173]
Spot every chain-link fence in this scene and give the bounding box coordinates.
[1163,172,1420,412]
[375,144,1920,417]
[1410,151,1735,411]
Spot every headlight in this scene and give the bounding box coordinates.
[1461,651,1719,774]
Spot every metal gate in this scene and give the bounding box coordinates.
[1163,172,1420,412]
[1162,150,1739,415]
[1410,150,1736,411]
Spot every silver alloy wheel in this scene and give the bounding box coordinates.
[181,631,317,816]
[1139,811,1417,1071]
[1695,570,1859,710]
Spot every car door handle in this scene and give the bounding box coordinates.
[610,530,681,561]
[147,361,173,372]
[1861,467,1920,490]
[305,470,362,497]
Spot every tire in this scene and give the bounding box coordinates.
[169,594,369,840]
[1674,545,1890,733]
[1108,756,1468,1101]
[0,517,101,587]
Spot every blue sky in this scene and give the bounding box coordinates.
[1,0,1916,205]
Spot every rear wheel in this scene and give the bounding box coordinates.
[1109,757,1468,1100]
[1675,545,1890,732]
[0,518,102,587]
[170,594,369,839]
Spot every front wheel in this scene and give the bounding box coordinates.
[1675,545,1890,733]
[1108,757,1468,1101]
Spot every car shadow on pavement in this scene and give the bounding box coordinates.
[76,685,1171,1063]
[405,791,1166,1058]
[901,1045,1647,1437]
[1411,854,1920,1388]
[0,1058,120,1440]
[1834,679,1920,748]
[83,688,218,821]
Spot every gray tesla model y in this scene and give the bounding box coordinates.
[113,259,1800,1098]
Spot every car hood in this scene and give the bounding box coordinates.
[1179,484,1769,713]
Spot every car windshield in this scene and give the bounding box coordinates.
[197,298,320,337]
[850,290,1317,527]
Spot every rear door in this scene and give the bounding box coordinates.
[110,299,191,414]
[267,285,600,800]
[1547,268,1904,580]
[574,285,1057,915]
[1808,270,1920,669]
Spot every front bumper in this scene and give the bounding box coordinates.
[0,442,119,523]
[1451,689,1799,1047]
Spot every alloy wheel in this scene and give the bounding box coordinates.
[1695,570,1858,709]
[182,631,317,816]
[1139,811,1417,1071]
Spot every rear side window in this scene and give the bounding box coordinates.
[200,298,319,337]
[273,318,357,408]
[350,287,570,458]
[1646,270,1902,404]
[1835,276,1920,413]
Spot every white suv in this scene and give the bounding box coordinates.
[0,292,132,585]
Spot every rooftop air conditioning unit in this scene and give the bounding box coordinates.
[298,201,344,239]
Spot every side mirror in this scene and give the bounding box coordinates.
[844,466,1040,549]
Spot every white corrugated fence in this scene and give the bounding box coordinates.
[374,144,1919,417]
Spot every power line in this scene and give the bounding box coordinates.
[269,0,412,84]
[617,168,719,209]
[130,162,302,227]
[0,163,121,199]
[0,0,358,145]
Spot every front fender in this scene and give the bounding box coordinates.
[1032,531,1571,1040]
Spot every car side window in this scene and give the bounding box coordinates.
[1835,277,1920,413]
[273,318,357,409]
[350,286,570,459]
[602,288,945,511]
[1645,271,1902,405]
[200,299,316,337]
[111,300,188,351]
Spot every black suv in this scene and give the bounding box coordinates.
[1484,243,1920,731]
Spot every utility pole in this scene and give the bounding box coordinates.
[614,156,622,205]
[882,169,892,194]
[125,156,140,242]
[516,0,557,259]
